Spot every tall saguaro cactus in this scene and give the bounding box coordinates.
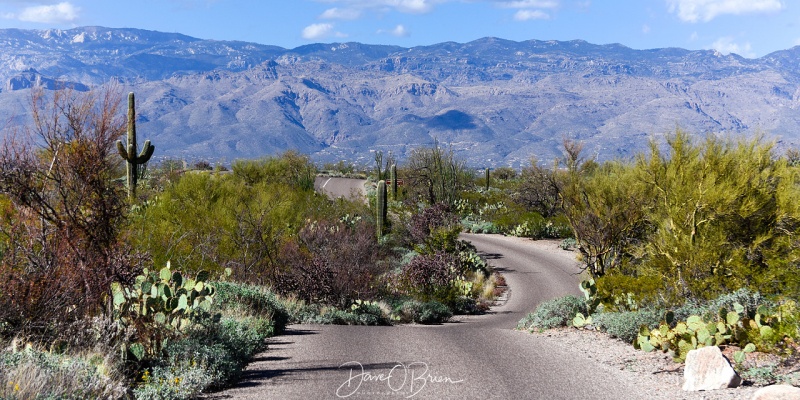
[390,164,398,201]
[485,167,490,191]
[377,180,387,239]
[117,92,155,199]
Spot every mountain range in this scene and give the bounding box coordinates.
[1,26,799,167]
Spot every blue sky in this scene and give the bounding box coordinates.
[0,0,797,58]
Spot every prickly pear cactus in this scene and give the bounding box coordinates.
[111,261,216,359]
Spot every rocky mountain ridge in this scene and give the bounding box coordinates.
[1,26,799,167]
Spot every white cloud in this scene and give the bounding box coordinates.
[377,24,410,37]
[496,0,559,9]
[9,1,79,23]
[492,0,558,21]
[711,36,755,57]
[315,0,436,14]
[302,23,348,40]
[320,7,361,20]
[642,24,651,34]
[302,23,332,40]
[667,0,784,23]
[794,38,800,46]
[514,9,550,20]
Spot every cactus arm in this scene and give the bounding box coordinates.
[137,140,155,163]
[117,140,130,161]
[119,92,155,199]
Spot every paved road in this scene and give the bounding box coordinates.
[206,234,649,400]
[314,177,367,201]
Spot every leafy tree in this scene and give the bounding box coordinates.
[634,132,800,301]
[405,140,473,207]
[555,141,648,277]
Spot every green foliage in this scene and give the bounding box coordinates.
[393,300,452,324]
[405,140,474,207]
[556,148,647,277]
[213,281,290,333]
[517,295,587,331]
[634,297,800,362]
[559,132,800,304]
[117,92,155,199]
[134,315,274,399]
[231,150,316,191]
[289,302,390,326]
[592,309,662,343]
[0,346,127,399]
[596,273,662,312]
[127,152,329,281]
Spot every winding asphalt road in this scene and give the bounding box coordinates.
[313,177,367,201]
[206,234,651,400]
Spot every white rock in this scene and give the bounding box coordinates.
[751,385,800,400]
[682,346,742,391]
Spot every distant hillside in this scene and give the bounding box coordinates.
[1,26,799,167]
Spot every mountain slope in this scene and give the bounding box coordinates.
[1,27,799,166]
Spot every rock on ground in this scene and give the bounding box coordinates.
[751,385,800,400]
[683,346,742,391]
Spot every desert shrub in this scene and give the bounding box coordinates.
[232,150,316,191]
[404,141,474,207]
[128,165,328,282]
[592,309,662,343]
[275,219,387,308]
[461,218,500,234]
[289,303,390,326]
[513,161,561,218]
[406,203,462,254]
[134,315,274,398]
[401,251,465,304]
[394,300,452,324]
[0,347,127,400]
[214,281,290,333]
[596,273,663,311]
[0,88,142,339]
[517,295,587,331]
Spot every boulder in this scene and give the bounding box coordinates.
[751,385,800,400]
[683,346,742,391]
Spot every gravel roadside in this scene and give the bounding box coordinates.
[532,327,763,399]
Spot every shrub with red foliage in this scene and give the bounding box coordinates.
[275,219,388,308]
[0,88,141,338]
[401,251,465,302]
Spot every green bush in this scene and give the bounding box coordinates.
[592,309,662,343]
[214,281,290,333]
[394,300,452,324]
[134,315,274,398]
[517,295,587,331]
[290,303,390,326]
[0,347,127,400]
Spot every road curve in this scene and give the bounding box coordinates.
[314,177,367,202]
[205,235,650,400]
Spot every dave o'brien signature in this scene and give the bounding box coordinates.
[336,361,464,398]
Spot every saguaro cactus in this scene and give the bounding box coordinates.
[377,180,387,239]
[390,163,398,201]
[117,92,155,199]
[485,167,490,191]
